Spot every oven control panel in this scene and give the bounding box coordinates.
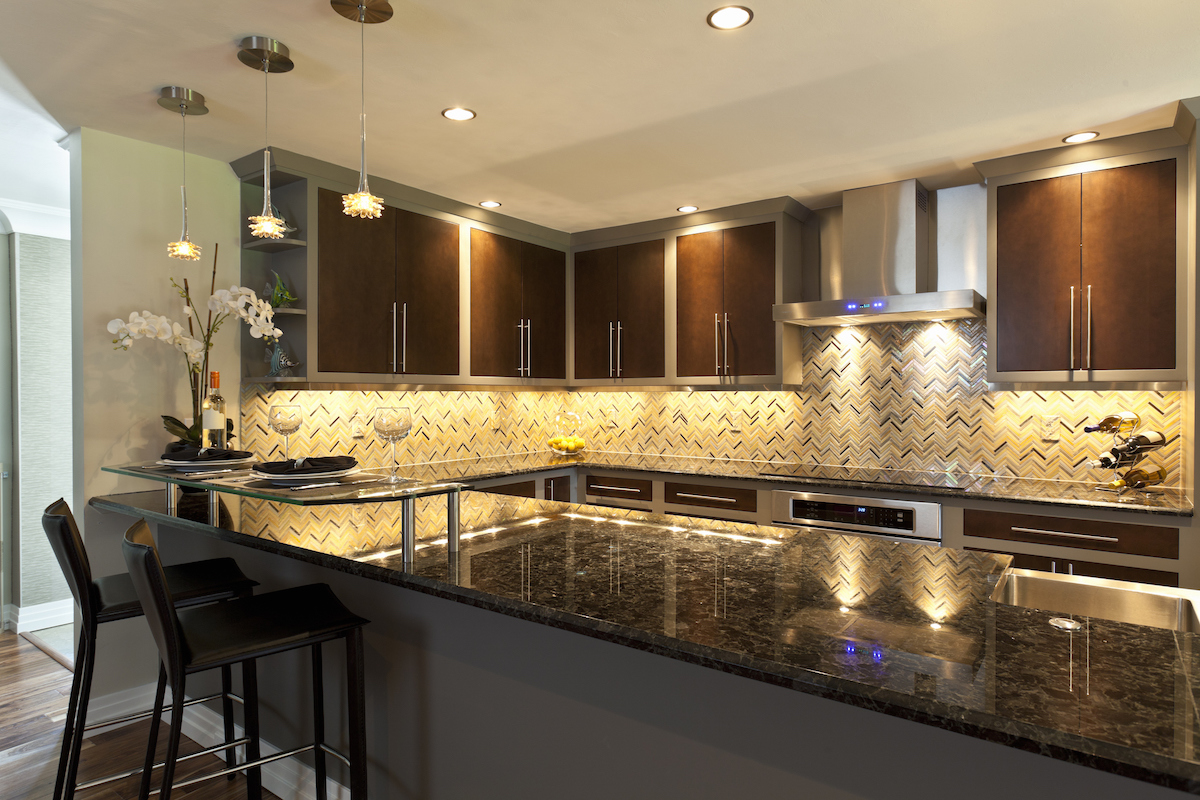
[790,499,914,531]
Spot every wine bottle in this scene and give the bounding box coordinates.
[1083,411,1140,434]
[1112,430,1166,455]
[201,371,226,449]
[1122,466,1168,490]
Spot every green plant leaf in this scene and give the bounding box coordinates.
[162,415,200,443]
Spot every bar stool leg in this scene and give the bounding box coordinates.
[53,627,89,800]
[157,674,187,800]
[243,658,262,800]
[60,627,97,800]
[312,643,327,800]
[138,665,169,800]
[346,628,367,800]
[221,665,236,779]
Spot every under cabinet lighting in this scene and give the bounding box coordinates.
[442,107,476,121]
[480,200,501,208]
[677,205,699,213]
[1063,131,1099,144]
[930,622,943,630]
[707,6,753,29]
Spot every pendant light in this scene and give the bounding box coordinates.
[238,36,295,239]
[332,0,393,219]
[158,87,208,260]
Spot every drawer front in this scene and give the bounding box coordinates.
[665,481,757,513]
[544,476,571,503]
[482,479,537,499]
[966,547,1179,588]
[963,509,1178,559]
[585,475,653,502]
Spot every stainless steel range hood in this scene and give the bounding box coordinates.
[773,179,985,327]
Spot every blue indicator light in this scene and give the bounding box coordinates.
[846,303,856,311]
[872,648,884,663]
[845,642,856,655]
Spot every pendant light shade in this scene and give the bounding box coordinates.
[159,87,207,260]
[239,36,295,239]
[334,1,392,219]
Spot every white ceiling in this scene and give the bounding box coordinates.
[1,0,1198,233]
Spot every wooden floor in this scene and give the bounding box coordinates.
[0,630,279,800]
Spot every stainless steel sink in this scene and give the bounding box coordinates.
[991,568,1200,632]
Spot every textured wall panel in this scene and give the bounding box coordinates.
[13,233,72,606]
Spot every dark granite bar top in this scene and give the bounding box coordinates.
[91,490,1200,793]
[396,450,1194,517]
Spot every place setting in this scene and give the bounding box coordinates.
[154,443,257,475]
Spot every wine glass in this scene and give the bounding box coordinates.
[373,407,413,484]
[268,404,302,461]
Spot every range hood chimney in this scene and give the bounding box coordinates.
[774,179,984,326]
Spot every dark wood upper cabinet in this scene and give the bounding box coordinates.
[397,208,459,376]
[991,156,1179,380]
[317,188,396,374]
[995,175,1080,373]
[470,228,566,379]
[317,189,462,376]
[1082,159,1176,371]
[677,222,775,378]
[574,239,665,381]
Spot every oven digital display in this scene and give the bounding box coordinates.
[790,498,915,531]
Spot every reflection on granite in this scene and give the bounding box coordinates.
[91,490,1200,792]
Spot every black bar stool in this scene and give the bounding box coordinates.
[122,519,370,800]
[41,499,258,800]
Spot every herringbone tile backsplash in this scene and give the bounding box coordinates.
[239,319,1181,484]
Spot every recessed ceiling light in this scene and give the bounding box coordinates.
[677,205,699,213]
[480,200,501,208]
[707,6,753,29]
[1063,131,1099,144]
[442,107,476,121]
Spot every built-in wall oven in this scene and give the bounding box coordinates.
[771,490,941,546]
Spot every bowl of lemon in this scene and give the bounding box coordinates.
[549,411,586,455]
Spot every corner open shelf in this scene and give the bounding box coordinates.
[243,237,307,254]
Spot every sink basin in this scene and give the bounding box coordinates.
[991,568,1200,632]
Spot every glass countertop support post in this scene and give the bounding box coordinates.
[401,498,416,567]
[165,484,178,516]
[447,488,461,553]
[208,491,220,526]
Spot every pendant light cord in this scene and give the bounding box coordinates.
[262,56,273,217]
[358,5,368,193]
[180,106,188,240]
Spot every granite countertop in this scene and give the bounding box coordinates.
[396,451,1194,517]
[91,489,1200,793]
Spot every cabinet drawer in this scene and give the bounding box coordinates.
[664,482,757,513]
[963,509,1177,559]
[482,480,537,499]
[966,547,1178,588]
[585,475,653,502]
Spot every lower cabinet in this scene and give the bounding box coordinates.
[963,508,1180,587]
[544,475,571,502]
[584,474,653,509]
[479,479,537,499]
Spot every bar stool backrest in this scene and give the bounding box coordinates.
[122,520,185,685]
[42,498,96,625]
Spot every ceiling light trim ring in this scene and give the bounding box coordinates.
[707,6,754,29]
[237,36,295,73]
[331,0,393,23]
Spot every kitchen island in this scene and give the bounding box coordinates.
[90,479,1199,799]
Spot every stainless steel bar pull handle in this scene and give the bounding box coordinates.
[1086,284,1092,369]
[591,484,641,493]
[723,313,729,375]
[714,313,721,375]
[517,320,525,376]
[526,319,532,377]
[676,492,738,504]
[1011,526,1119,543]
[609,322,614,378]
[391,302,398,372]
[1069,286,1075,370]
[616,321,622,377]
[402,302,408,374]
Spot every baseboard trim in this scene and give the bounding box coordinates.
[84,685,349,800]
[9,598,74,633]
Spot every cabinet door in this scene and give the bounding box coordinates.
[994,175,1081,373]
[470,228,523,378]
[1082,159,1176,371]
[676,230,724,377]
[617,239,665,379]
[573,246,620,379]
[397,209,459,376]
[317,187,396,374]
[722,222,775,376]
[522,240,567,379]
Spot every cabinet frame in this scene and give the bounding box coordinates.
[986,146,1187,386]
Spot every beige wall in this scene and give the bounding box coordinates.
[69,127,241,694]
